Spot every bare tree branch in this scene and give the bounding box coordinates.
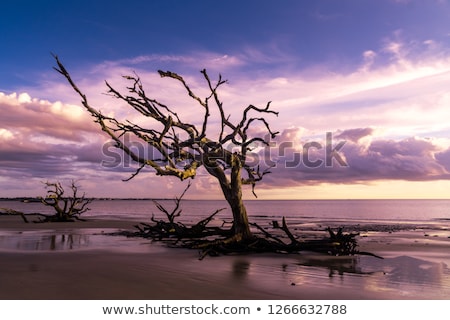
[54,55,278,238]
[40,180,92,221]
[153,181,192,223]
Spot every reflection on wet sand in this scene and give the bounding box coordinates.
[240,254,450,299]
[358,255,450,297]
[0,231,90,251]
[0,230,449,299]
[297,256,375,278]
[0,229,157,253]
[232,259,251,279]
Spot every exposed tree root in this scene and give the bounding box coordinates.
[32,214,88,223]
[0,208,30,223]
[0,208,87,223]
[119,213,382,260]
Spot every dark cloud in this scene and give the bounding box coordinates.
[369,137,438,157]
[251,128,450,187]
[435,149,450,172]
[342,138,447,181]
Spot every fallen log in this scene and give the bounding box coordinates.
[0,208,29,223]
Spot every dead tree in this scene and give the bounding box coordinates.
[40,180,92,222]
[138,181,227,239]
[54,56,278,241]
[152,181,192,224]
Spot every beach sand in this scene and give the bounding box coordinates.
[1,214,449,300]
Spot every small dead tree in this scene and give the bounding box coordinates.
[40,180,92,222]
[152,181,192,224]
[54,56,278,241]
[132,181,228,242]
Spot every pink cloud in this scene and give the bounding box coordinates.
[0,92,107,181]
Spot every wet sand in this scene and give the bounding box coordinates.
[1,215,449,299]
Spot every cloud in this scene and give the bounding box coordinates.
[86,52,248,80]
[336,128,375,143]
[0,92,98,140]
[343,137,449,181]
[251,127,450,188]
[0,92,107,181]
[435,149,450,172]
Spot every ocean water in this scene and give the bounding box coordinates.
[1,199,450,224]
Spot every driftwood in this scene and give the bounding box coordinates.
[0,207,30,223]
[0,208,87,224]
[125,207,230,242]
[124,216,370,260]
[193,222,363,259]
[117,197,381,260]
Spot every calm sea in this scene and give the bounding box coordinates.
[2,199,449,225]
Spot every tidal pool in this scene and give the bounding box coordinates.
[0,229,163,253]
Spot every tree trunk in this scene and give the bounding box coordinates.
[204,152,253,241]
[226,191,252,240]
[224,154,252,240]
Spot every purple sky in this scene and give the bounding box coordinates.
[1,0,450,199]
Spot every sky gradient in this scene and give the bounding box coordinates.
[1,0,450,199]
